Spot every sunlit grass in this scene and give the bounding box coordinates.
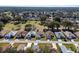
[3,23,15,31]
[0,43,9,47]
[63,44,77,53]
[74,38,79,42]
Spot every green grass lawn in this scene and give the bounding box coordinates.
[3,22,26,31]
[0,43,9,47]
[63,44,77,53]
[38,43,52,47]
[3,23,16,31]
[74,38,79,42]
[38,43,53,53]
[26,20,40,25]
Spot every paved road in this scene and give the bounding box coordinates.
[0,40,79,44]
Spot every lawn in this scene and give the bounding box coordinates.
[0,43,9,47]
[63,44,77,52]
[3,23,16,31]
[38,43,52,47]
[3,22,26,31]
[26,20,40,25]
[74,38,79,42]
[38,43,53,53]
[26,20,47,31]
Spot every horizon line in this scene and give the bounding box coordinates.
[0,5,79,7]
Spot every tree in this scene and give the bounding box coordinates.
[0,14,11,24]
[25,24,32,31]
[40,15,47,25]
[47,21,60,30]
[62,20,73,30]
[15,15,21,22]
[13,15,22,25]
[0,22,4,31]
[53,17,61,22]
[53,21,60,30]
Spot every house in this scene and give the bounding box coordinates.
[15,30,27,39]
[4,31,17,39]
[25,31,36,38]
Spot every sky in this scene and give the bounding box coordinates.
[0,0,79,7]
